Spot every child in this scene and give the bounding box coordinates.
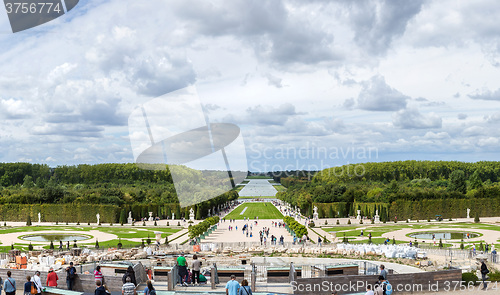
[24,276,33,295]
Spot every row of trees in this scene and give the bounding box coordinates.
[188,216,220,239]
[277,161,500,219]
[283,216,308,238]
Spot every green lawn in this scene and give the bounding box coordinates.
[225,202,284,220]
[238,196,276,199]
[0,225,181,252]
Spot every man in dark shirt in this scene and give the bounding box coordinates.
[95,280,107,295]
[66,262,77,290]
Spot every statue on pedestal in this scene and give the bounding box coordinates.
[189,208,195,221]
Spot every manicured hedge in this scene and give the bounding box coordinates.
[188,216,220,239]
[0,204,120,223]
[283,216,308,238]
[389,198,500,220]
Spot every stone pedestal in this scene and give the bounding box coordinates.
[374,209,380,223]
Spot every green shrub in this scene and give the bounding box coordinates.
[462,272,478,286]
[439,238,443,248]
[95,240,99,249]
[347,219,351,225]
[49,241,54,250]
[489,271,500,282]
[188,216,220,239]
[28,243,33,251]
[460,239,464,250]
[117,238,122,249]
[26,215,32,226]
[336,220,340,225]
[282,216,308,238]
[474,212,480,223]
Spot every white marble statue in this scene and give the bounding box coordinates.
[189,208,195,221]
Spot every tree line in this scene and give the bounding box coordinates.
[277,160,500,219]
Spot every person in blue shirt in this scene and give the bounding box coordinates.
[225,275,239,295]
[24,276,33,295]
[3,271,16,295]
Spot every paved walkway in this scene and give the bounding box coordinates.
[203,218,292,244]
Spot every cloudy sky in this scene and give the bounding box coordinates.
[0,0,500,172]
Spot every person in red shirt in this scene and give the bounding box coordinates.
[46,268,58,287]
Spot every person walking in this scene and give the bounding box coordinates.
[225,275,239,295]
[23,276,33,295]
[143,280,155,295]
[122,277,136,295]
[379,265,387,280]
[238,279,252,295]
[122,266,137,286]
[492,248,497,263]
[31,271,42,295]
[481,260,490,290]
[66,262,77,290]
[94,265,104,284]
[191,255,201,286]
[318,237,322,247]
[3,271,16,295]
[46,267,58,287]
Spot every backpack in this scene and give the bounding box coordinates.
[148,289,156,295]
[384,281,393,295]
[30,282,36,295]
